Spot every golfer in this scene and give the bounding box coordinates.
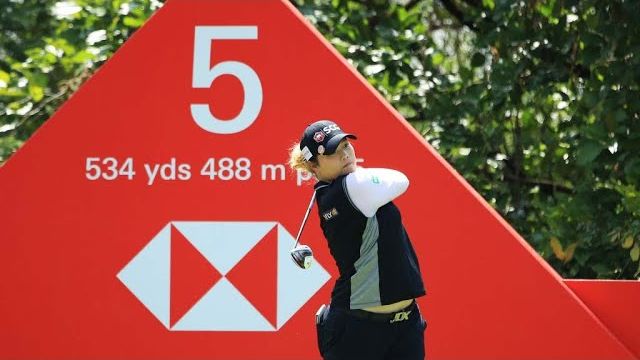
[288,120,426,360]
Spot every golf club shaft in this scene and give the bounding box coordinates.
[293,191,316,248]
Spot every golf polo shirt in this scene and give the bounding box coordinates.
[314,167,426,310]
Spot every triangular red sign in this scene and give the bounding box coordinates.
[0,0,636,359]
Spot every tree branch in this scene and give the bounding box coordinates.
[438,0,478,31]
[0,67,91,137]
[503,173,574,194]
[460,0,482,8]
[0,87,67,137]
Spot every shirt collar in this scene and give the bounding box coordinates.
[314,180,329,190]
[314,174,349,190]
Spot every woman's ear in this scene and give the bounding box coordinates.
[309,158,320,175]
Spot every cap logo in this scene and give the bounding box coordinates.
[322,124,340,134]
[313,131,325,143]
[317,145,325,155]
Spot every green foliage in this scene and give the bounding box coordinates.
[294,0,640,279]
[2,0,639,278]
[0,0,162,162]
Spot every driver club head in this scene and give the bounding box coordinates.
[290,244,313,269]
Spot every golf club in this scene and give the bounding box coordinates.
[290,190,316,269]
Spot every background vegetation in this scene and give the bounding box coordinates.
[1,0,638,279]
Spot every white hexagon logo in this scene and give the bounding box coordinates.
[117,222,331,331]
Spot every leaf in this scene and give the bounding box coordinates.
[0,88,24,97]
[575,140,603,166]
[608,229,620,242]
[536,0,556,19]
[0,122,17,133]
[123,16,144,28]
[550,237,565,261]
[397,105,417,118]
[622,235,634,249]
[70,50,95,64]
[582,91,599,108]
[624,159,640,180]
[364,64,386,76]
[431,52,444,66]
[591,263,611,277]
[0,70,9,85]
[631,244,640,262]
[564,243,577,263]
[482,0,495,10]
[28,85,44,102]
[613,109,626,123]
[86,29,107,45]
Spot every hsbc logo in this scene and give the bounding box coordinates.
[313,131,325,143]
[117,222,331,331]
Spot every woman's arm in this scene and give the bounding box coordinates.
[343,167,409,217]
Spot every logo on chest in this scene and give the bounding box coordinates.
[322,208,339,221]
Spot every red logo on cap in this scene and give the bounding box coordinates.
[313,131,325,143]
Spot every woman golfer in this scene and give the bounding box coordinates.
[289,120,427,360]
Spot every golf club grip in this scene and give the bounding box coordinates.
[293,191,316,247]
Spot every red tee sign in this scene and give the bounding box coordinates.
[0,0,637,359]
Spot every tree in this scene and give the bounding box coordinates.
[1,0,639,278]
[0,0,161,161]
[295,0,640,278]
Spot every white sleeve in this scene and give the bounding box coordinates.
[343,168,409,217]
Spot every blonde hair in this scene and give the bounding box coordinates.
[288,142,316,174]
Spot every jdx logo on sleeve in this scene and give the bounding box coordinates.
[117,222,330,331]
[322,208,339,221]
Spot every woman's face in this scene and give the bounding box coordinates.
[312,138,357,182]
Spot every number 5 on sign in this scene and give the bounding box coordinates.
[191,26,263,134]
